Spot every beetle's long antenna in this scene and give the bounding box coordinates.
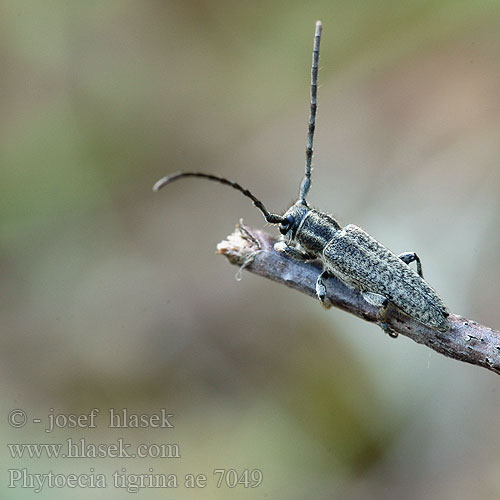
[299,20,322,204]
[153,172,285,224]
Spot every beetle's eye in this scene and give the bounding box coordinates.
[279,215,294,235]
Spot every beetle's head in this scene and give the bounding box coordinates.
[279,201,309,238]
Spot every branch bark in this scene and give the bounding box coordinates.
[217,224,500,376]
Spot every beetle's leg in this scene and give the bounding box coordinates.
[362,291,386,307]
[274,241,315,261]
[398,251,423,278]
[316,269,333,308]
[378,299,399,338]
[362,292,398,338]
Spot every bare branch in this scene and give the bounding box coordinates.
[217,224,500,376]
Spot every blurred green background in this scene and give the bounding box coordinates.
[1,1,500,498]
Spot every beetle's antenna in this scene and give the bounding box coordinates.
[153,172,285,224]
[299,20,322,204]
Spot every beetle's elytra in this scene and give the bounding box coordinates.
[154,21,450,337]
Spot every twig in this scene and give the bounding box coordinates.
[217,224,500,376]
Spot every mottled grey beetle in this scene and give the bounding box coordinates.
[154,21,450,337]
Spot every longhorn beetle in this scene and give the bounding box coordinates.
[153,21,450,337]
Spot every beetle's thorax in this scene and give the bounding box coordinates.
[296,208,341,254]
[280,201,341,256]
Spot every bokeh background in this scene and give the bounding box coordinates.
[1,1,500,499]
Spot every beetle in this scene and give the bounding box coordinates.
[153,20,450,337]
